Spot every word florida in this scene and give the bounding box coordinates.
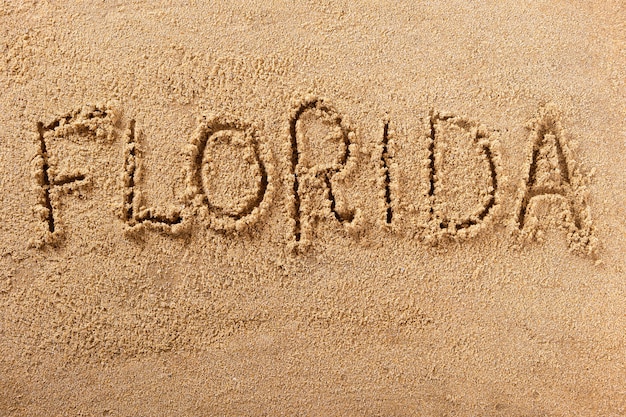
[31,97,595,255]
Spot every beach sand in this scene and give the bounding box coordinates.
[1,1,625,415]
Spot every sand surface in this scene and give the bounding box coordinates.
[1,1,625,415]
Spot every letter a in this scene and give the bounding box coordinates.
[516,104,596,255]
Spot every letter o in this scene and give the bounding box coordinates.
[187,115,270,231]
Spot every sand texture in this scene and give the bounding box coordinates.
[1,1,625,415]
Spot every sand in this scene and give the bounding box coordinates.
[1,1,625,415]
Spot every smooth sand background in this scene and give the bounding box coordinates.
[1,1,625,415]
